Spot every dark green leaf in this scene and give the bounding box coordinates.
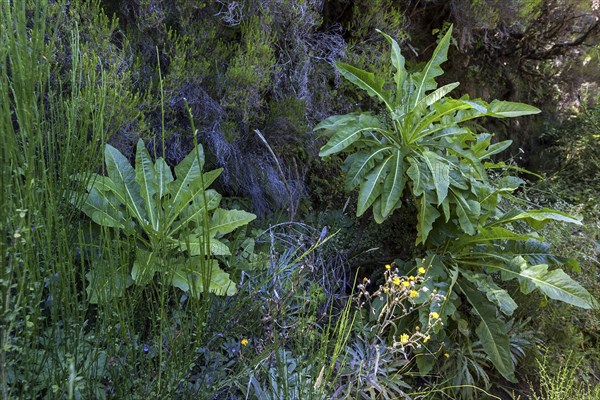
[459,281,516,382]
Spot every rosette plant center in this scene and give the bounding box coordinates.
[316,26,597,381]
[72,139,256,302]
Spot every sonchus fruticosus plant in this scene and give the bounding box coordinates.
[72,140,255,302]
[316,26,597,383]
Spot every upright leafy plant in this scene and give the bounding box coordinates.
[72,140,256,302]
[316,26,597,383]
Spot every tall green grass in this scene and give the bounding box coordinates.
[0,1,107,397]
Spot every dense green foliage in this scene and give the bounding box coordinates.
[1,0,599,399]
[317,26,596,385]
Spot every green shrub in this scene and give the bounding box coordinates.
[316,25,597,392]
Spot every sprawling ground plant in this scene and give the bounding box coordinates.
[316,26,597,383]
[72,140,256,301]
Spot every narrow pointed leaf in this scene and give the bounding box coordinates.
[382,149,407,215]
[170,168,224,226]
[135,140,159,230]
[155,158,173,199]
[412,82,459,115]
[492,208,582,229]
[377,30,407,99]
[476,140,512,160]
[416,192,441,244]
[488,100,541,118]
[411,26,453,107]
[168,145,204,223]
[335,62,392,110]
[454,227,537,248]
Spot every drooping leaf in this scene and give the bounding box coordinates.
[75,187,126,229]
[172,259,237,297]
[318,114,386,157]
[519,263,597,309]
[492,208,582,229]
[105,143,147,224]
[335,62,392,110]
[210,208,257,236]
[135,140,159,230]
[459,281,516,382]
[488,100,541,118]
[486,258,597,309]
[454,227,537,249]
[503,239,580,272]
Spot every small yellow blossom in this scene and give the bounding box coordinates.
[383,287,389,294]
[409,290,418,298]
[424,335,430,343]
[418,267,426,274]
[399,333,410,344]
[408,275,415,281]
[444,353,450,358]
[415,326,420,331]
[385,264,391,270]
[430,311,440,319]
[402,281,410,287]
[241,338,249,346]
[392,277,401,285]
